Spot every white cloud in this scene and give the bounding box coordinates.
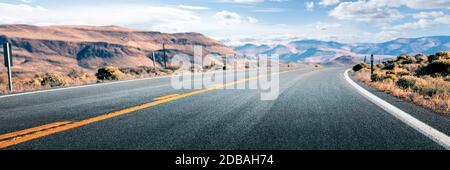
[318,0,340,7]
[213,10,258,25]
[0,3,201,33]
[213,10,243,25]
[0,3,47,24]
[221,0,264,3]
[329,1,403,22]
[309,22,341,30]
[221,0,288,2]
[397,0,450,9]
[413,11,445,19]
[305,2,314,11]
[252,8,286,13]
[247,16,259,24]
[18,0,33,3]
[178,5,209,10]
[385,14,450,30]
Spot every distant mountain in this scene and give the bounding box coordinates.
[0,24,238,77]
[351,36,450,55]
[234,36,450,63]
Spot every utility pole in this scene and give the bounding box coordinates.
[222,56,227,70]
[257,55,260,68]
[152,52,157,75]
[370,54,375,82]
[3,42,13,92]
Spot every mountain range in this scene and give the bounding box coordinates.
[0,24,238,78]
[234,36,450,63]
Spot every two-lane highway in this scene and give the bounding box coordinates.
[0,67,447,149]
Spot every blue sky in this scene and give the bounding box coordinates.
[0,0,449,45]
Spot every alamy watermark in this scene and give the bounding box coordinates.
[170,45,280,101]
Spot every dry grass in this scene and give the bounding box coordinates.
[353,67,449,115]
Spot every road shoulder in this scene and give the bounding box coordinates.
[348,70,450,136]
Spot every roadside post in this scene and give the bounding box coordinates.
[370,54,375,82]
[257,55,260,68]
[364,56,367,63]
[3,42,13,92]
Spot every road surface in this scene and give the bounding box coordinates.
[0,67,448,150]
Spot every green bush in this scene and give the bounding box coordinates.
[429,51,450,63]
[382,62,397,70]
[423,59,450,76]
[96,66,126,81]
[41,73,68,87]
[396,76,425,89]
[396,54,411,61]
[384,73,398,80]
[414,54,428,63]
[352,62,369,72]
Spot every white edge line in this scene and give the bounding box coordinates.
[344,69,450,150]
[0,74,173,99]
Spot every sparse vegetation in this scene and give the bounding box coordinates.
[96,66,126,81]
[352,62,369,72]
[40,73,69,87]
[353,51,450,115]
[166,65,181,71]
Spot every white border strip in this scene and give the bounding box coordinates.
[0,75,173,99]
[344,69,450,150]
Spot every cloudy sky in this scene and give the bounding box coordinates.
[0,0,449,45]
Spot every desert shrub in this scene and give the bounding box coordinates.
[402,57,416,64]
[445,77,450,82]
[96,66,126,81]
[396,54,410,61]
[353,62,369,72]
[392,67,410,76]
[394,76,443,96]
[384,73,398,81]
[414,54,428,63]
[371,71,384,81]
[423,59,450,76]
[396,54,416,64]
[203,64,216,71]
[166,65,181,71]
[40,73,68,87]
[119,67,155,76]
[396,76,424,89]
[404,64,420,74]
[383,62,397,70]
[429,51,450,63]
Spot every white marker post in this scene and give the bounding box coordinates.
[3,42,13,92]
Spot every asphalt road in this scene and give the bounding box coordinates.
[0,67,447,150]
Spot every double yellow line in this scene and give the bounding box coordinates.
[0,70,287,149]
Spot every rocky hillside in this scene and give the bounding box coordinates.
[0,24,238,77]
[234,36,450,63]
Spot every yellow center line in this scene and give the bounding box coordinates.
[153,94,181,101]
[0,121,71,141]
[0,69,295,149]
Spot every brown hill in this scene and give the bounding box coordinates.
[0,24,238,76]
